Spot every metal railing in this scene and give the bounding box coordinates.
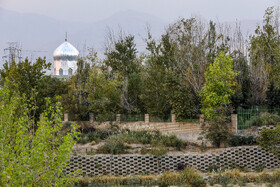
[237,106,280,130]
[120,114,145,122]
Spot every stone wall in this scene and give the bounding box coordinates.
[64,146,279,176]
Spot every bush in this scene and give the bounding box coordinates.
[155,134,185,150]
[229,135,257,146]
[158,172,179,186]
[179,167,206,187]
[74,175,157,186]
[257,123,280,158]
[96,136,130,154]
[252,112,280,127]
[77,130,117,144]
[148,147,168,157]
[119,130,187,150]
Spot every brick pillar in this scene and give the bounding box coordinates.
[231,114,238,133]
[64,113,68,122]
[145,114,149,124]
[90,113,94,123]
[116,114,121,122]
[171,113,176,123]
[199,114,204,123]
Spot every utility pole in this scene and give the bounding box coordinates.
[2,42,22,65]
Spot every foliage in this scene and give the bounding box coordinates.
[74,175,158,186]
[248,7,280,106]
[64,58,92,121]
[209,169,280,186]
[74,168,205,187]
[105,34,143,112]
[74,169,280,186]
[96,135,130,154]
[266,82,280,108]
[64,55,122,121]
[200,51,238,147]
[0,57,52,121]
[229,135,257,147]
[257,123,280,158]
[86,66,122,116]
[117,130,187,150]
[0,87,79,186]
[252,112,280,127]
[77,129,116,144]
[179,167,206,187]
[77,130,187,155]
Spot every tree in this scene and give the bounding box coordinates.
[0,57,52,121]
[0,86,78,186]
[64,57,92,121]
[249,7,280,105]
[86,66,122,119]
[105,33,142,113]
[200,51,238,147]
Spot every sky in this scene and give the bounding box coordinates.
[0,0,280,23]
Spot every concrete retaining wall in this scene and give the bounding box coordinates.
[64,146,279,176]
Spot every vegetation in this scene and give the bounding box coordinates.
[252,112,280,127]
[1,6,280,185]
[76,129,187,156]
[257,123,280,158]
[209,169,280,186]
[200,52,238,147]
[229,135,257,147]
[0,87,79,186]
[74,167,206,187]
[74,168,280,186]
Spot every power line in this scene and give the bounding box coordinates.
[2,42,22,65]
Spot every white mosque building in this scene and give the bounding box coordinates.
[53,38,79,76]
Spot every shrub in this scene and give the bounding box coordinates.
[257,123,280,158]
[155,134,186,150]
[148,147,168,157]
[77,130,117,144]
[119,130,187,150]
[96,136,130,154]
[179,167,206,187]
[252,112,280,127]
[229,135,257,146]
[158,172,179,186]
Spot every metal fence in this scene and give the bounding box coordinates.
[176,114,200,123]
[120,114,145,122]
[237,106,280,130]
[68,113,90,121]
[149,114,171,122]
[94,114,116,122]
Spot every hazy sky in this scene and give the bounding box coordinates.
[0,0,280,22]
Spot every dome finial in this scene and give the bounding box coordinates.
[65,32,67,41]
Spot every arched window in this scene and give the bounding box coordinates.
[68,68,73,75]
[59,68,63,75]
[54,68,56,75]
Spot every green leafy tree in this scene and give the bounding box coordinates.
[0,57,51,121]
[86,66,122,120]
[142,32,173,116]
[105,34,143,113]
[64,57,91,120]
[0,86,78,186]
[200,51,238,147]
[249,7,280,105]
